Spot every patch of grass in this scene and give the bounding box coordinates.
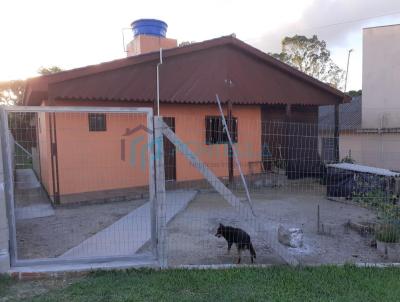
[6,266,397,302]
[376,224,400,243]
[0,275,13,297]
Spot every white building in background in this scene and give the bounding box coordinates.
[362,24,400,129]
[320,24,400,171]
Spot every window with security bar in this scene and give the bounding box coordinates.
[88,113,107,131]
[205,116,238,145]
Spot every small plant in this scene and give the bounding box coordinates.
[341,150,355,164]
[375,224,400,243]
[353,189,387,206]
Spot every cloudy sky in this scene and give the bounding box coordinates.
[1,0,400,91]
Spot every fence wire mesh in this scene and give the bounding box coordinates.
[3,106,400,267]
[6,110,154,262]
[160,112,400,266]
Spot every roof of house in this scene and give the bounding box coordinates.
[318,95,362,130]
[23,35,350,106]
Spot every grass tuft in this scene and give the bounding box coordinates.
[2,266,400,302]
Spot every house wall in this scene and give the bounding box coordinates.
[37,112,54,198]
[362,25,400,128]
[161,104,262,181]
[339,133,400,171]
[54,112,149,197]
[38,101,262,203]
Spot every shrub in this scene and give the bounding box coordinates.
[376,224,400,243]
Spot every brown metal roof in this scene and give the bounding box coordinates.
[24,35,350,106]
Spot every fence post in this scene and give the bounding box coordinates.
[147,111,157,258]
[154,116,167,268]
[0,109,11,272]
[334,104,340,162]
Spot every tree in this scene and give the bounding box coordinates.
[0,66,63,105]
[37,65,63,75]
[347,89,362,97]
[179,41,196,47]
[0,80,25,105]
[271,35,345,90]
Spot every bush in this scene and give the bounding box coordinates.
[376,224,400,243]
[353,189,399,223]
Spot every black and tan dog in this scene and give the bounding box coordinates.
[215,223,256,264]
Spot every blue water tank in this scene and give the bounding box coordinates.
[131,19,168,37]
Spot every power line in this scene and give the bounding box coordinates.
[242,9,400,43]
[292,10,400,32]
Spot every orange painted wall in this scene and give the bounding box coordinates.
[38,101,262,198]
[37,112,53,197]
[160,104,262,181]
[53,112,149,195]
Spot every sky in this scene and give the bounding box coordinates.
[1,0,400,91]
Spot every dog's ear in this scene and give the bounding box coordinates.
[219,223,224,227]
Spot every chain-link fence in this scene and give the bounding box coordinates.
[1,107,157,267]
[157,113,400,267]
[2,106,400,270]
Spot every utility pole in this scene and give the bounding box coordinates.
[344,49,353,92]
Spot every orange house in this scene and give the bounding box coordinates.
[23,34,348,204]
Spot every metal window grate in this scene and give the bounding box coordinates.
[205,116,237,145]
[88,113,107,131]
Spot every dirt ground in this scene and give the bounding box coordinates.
[162,181,387,266]
[0,277,81,302]
[16,199,146,259]
[15,178,388,265]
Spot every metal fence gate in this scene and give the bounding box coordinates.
[0,106,158,268]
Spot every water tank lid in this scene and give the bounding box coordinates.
[131,19,168,38]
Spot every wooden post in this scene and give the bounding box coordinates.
[227,100,234,185]
[334,104,340,162]
[154,116,167,268]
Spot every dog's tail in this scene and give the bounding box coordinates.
[249,243,256,259]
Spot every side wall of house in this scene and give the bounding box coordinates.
[37,112,54,198]
[54,111,149,197]
[39,101,262,203]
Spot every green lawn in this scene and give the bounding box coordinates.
[2,266,400,302]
